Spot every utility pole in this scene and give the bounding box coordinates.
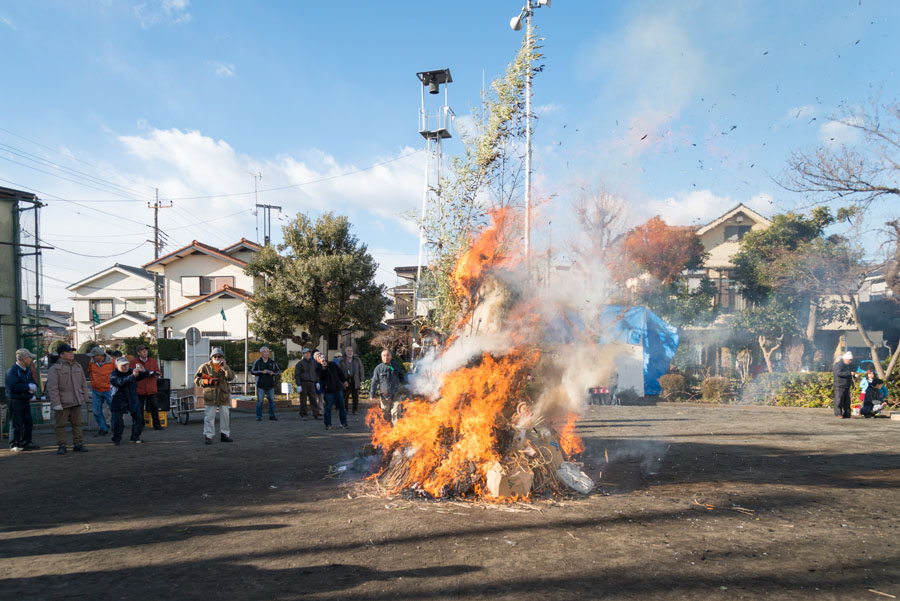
[148,189,172,343]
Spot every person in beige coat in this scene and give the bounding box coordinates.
[193,347,235,445]
[46,344,91,455]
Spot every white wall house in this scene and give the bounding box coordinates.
[143,238,261,388]
[66,264,156,349]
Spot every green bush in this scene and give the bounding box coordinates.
[282,365,295,386]
[158,338,185,361]
[615,388,640,403]
[742,372,837,408]
[77,339,97,354]
[659,373,687,400]
[701,376,732,402]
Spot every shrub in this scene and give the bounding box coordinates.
[659,373,687,401]
[282,366,295,386]
[157,338,185,361]
[700,376,732,402]
[615,388,640,403]
[77,339,97,354]
[742,372,836,408]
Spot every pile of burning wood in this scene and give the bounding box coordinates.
[365,209,595,500]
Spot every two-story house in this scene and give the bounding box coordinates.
[67,264,156,349]
[142,238,260,388]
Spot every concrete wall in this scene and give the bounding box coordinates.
[0,198,19,371]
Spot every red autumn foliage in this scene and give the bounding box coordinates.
[620,216,707,285]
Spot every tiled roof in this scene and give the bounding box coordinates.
[147,286,252,324]
[142,240,249,270]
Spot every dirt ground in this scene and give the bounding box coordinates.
[2,401,899,601]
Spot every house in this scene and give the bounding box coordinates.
[143,238,261,388]
[66,264,156,349]
[384,265,436,353]
[694,203,771,314]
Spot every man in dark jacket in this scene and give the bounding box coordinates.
[251,346,281,421]
[294,348,321,419]
[5,348,39,452]
[110,356,151,445]
[338,346,365,415]
[315,351,348,430]
[370,350,406,424]
[833,351,856,419]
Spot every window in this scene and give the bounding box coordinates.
[181,276,235,297]
[89,299,113,321]
[724,225,752,242]
[125,298,152,312]
[327,332,339,351]
[200,276,234,295]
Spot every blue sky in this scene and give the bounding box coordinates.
[1,0,898,311]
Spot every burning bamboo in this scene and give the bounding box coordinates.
[366,209,595,500]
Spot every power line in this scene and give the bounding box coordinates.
[0,154,150,201]
[0,178,152,228]
[0,140,153,200]
[0,125,158,195]
[52,240,149,258]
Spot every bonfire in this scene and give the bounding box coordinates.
[366,209,595,500]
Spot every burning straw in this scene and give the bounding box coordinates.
[366,209,596,500]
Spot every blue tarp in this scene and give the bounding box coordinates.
[546,305,680,396]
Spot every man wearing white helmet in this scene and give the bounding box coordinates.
[833,351,856,419]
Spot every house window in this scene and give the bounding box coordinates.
[716,271,746,313]
[125,298,152,312]
[181,276,235,297]
[327,332,339,351]
[89,299,113,322]
[201,330,228,337]
[724,225,752,242]
[200,276,235,295]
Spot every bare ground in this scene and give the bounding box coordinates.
[1,401,899,601]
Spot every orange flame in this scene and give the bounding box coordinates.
[367,351,538,497]
[367,208,584,499]
[558,412,585,457]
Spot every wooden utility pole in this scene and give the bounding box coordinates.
[148,189,172,342]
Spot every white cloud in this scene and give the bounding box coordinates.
[819,116,863,148]
[0,14,16,29]
[116,127,424,235]
[134,0,191,28]
[774,104,818,129]
[645,189,774,226]
[208,60,235,78]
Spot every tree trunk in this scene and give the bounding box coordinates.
[759,334,783,373]
[885,339,900,381]
[845,294,886,379]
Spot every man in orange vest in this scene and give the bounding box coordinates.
[88,346,116,436]
[131,344,163,430]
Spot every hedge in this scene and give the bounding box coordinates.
[742,372,838,408]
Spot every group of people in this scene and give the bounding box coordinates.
[291,346,405,430]
[4,343,163,454]
[5,341,409,452]
[832,351,888,419]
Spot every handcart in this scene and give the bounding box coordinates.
[169,390,204,425]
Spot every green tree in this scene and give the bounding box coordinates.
[244,212,386,346]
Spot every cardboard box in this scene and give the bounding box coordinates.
[485,462,534,498]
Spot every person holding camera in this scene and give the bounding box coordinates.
[194,347,235,445]
[109,355,152,445]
